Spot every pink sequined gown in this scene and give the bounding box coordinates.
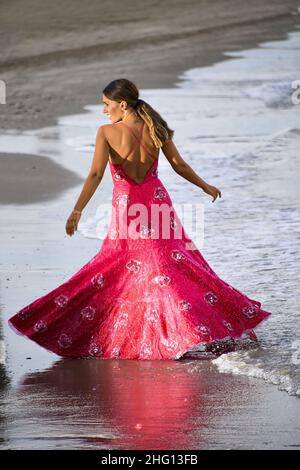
[8,121,272,360]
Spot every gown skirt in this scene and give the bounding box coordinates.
[7,138,272,360]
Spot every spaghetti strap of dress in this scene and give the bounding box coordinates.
[121,120,144,143]
[120,121,158,161]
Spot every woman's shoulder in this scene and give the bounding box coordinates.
[101,121,138,133]
[103,120,146,138]
[98,123,121,142]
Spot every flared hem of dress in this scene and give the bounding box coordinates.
[7,306,272,361]
[175,313,272,361]
[8,318,72,358]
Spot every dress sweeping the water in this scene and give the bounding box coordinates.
[8,122,272,360]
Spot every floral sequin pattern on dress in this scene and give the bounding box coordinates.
[194,325,211,337]
[170,215,178,231]
[222,320,234,331]
[204,291,219,305]
[178,299,192,311]
[80,306,96,320]
[54,294,69,308]
[161,337,179,352]
[140,342,152,359]
[111,346,121,358]
[242,304,259,318]
[153,275,171,287]
[33,320,48,333]
[91,273,104,289]
[140,224,155,239]
[58,333,72,349]
[114,312,129,329]
[126,259,141,273]
[144,308,160,324]
[153,187,167,201]
[114,169,126,181]
[171,250,186,262]
[89,338,103,357]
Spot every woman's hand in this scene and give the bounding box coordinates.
[203,183,222,202]
[65,210,82,236]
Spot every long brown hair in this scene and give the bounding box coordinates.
[102,78,174,148]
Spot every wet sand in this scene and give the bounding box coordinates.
[2,359,300,450]
[1,0,300,451]
[0,153,84,204]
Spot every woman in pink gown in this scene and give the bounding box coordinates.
[8,78,272,360]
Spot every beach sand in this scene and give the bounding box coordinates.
[0,153,84,204]
[1,0,300,450]
[0,0,299,132]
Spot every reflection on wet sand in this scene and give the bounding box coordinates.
[1,357,254,450]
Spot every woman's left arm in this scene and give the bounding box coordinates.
[65,125,110,236]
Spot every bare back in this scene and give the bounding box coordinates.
[106,120,159,185]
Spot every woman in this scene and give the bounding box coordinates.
[8,78,272,360]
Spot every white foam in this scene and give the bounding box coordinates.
[0,340,6,364]
[242,80,295,107]
[213,351,300,397]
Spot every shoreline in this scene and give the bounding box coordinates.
[0,0,299,131]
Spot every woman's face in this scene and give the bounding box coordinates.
[102,94,123,123]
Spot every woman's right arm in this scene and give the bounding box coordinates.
[161,139,222,202]
[65,126,110,236]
